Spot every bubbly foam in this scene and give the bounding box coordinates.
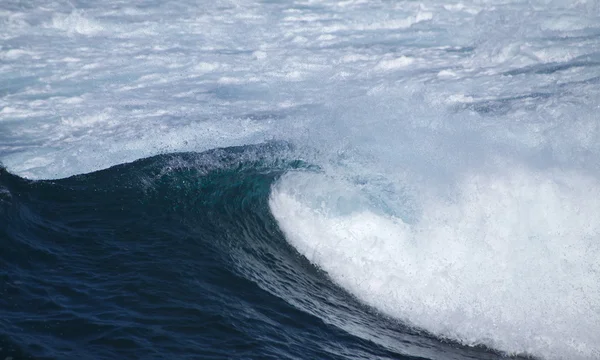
[2,0,600,358]
[49,10,104,36]
[270,166,600,360]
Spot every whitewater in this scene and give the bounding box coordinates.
[1,0,600,359]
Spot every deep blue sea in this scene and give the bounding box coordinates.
[1,1,600,359]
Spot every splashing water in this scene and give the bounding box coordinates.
[1,0,600,359]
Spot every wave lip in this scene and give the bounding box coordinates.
[269,166,600,360]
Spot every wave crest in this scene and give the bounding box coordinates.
[269,165,600,360]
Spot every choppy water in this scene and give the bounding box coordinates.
[1,1,600,359]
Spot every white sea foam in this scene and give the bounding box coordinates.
[1,0,600,358]
[375,56,415,70]
[270,166,600,360]
[49,10,104,36]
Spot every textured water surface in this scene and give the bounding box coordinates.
[1,0,600,359]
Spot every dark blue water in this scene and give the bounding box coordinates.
[0,144,528,360]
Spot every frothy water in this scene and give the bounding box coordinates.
[270,165,600,359]
[2,0,600,359]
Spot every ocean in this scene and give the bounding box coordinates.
[1,1,599,359]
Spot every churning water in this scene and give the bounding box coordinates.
[1,1,600,359]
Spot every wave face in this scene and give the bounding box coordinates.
[0,145,523,360]
[2,0,600,359]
